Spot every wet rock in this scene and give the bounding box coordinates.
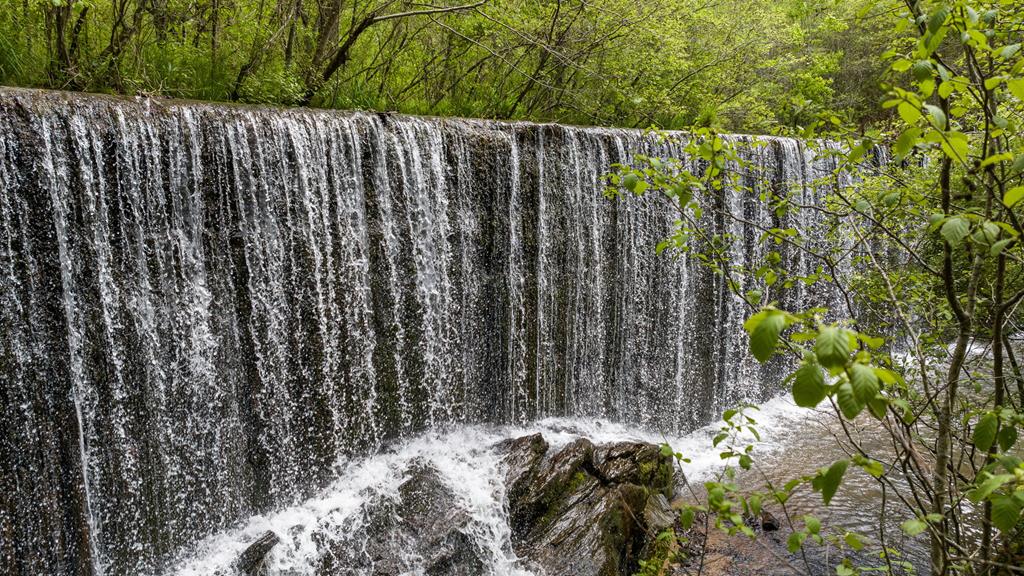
[398,463,487,576]
[509,437,596,532]
[314,461,487,576]
[495,433,549,509]
[760,510,780,532]
[594,442,674,498]
[236,530,280,576]
[528,482,650,576]
[643,494,677,533]
[498,436,676,576]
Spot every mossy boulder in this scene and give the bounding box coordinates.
[594,442,674,499]
[497,435,677,576]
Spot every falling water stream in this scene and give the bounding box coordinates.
[0,88,863,575]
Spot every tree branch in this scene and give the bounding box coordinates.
[300,0,488,105]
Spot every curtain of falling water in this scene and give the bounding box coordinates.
[0,89,850,575]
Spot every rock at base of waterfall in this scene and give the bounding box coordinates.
[314,460,487,576]
[594,442,674,498]
[395,464,487,575]
[236,530,280,576]
[495,433,549,510]
[234,528,278,573]
[498,435,677,576]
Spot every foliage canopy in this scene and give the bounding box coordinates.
[1,0,892,131]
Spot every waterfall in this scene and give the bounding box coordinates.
[0,88,852,575]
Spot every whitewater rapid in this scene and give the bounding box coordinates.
[169,397,806,576]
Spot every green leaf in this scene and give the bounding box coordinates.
[974,413,998,452]
[860,334,884,349]
[976,221,1000,244]
[680,507,695,530]
[924,104,947,129]
[874,367,902,386]
[750,311,786,363]
[927,8,948,34]
[739,454,752,470]
[742,309,769,333]
[1004,186,1024,208]
[894,127,921,158]
[980,152,1013,168]
[819,460,848,505]
[967,474,1014,503]
[787,531,805,553]
[815,327,850,369]
[912,60,932,82]
[848,144,866,164]
[850,364,880,405]
[1009,78,1024,101]
[891,59,912,72]
[940,132,968,162]
[676,188,693,208]
[991,239,1014,257]
[844,532,864,551]
[901,518,928,537]
[940,217,970,246]
[857,457,884,478]
[792,363,827,408]
[804,515,821,534]
[868,396,888,420]
[1012,155,1024,175]
[967,28,990,48]
[997,44,1020,59]
[998,425,1017,451]
[837,382,863,419]
[622,173,640,192]
[897,102,921,124]
[991,495,1023,533]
